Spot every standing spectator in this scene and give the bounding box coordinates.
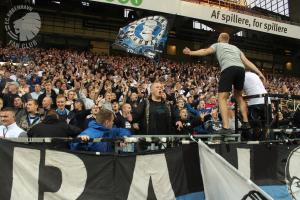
[27,110,81,149]
[183,32,265,133]
[204,107,222,132]
[17,76,30,98]
[13,96,26,124]
[0,69,12,93]
[40,96,53,119]
[102,92,113,111]
[133,82,180,135]
[65,90,77,110]
[38,80,57,107]
[55,95,70,121]
[30,84,43,100]
[176,108,204,135]
[18,99,41,131]
[115,103,133,130]
[243,71,271,140]
[1,82,20,108]
[68,99,90,130]
[112,100,120,114]
[0,107,26,138]
[0,98,4,111]
[85,104,100,128]
[70,108,131,152]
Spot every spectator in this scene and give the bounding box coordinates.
[115,103,134,130]
[243,71,271,140]
[40,96,53,119]
[65,90,77,110]
[38,80,57,107]
[1,82,19,107]
[13,96,26,124]
[84,104,100,128]
[70,108,131,152]
[68,99,90,130]
[0,107,26,138]
[204,108,223,132]
[56,95,70,121]
[133,82,180,135]
[0,97,3,111]
[18,99,41,131]
[102,91,112,111]
[112,100,120,114]
[176,108,204,135]
[27,109,81,138]
[183,32,265,134]
[30,84,43,100]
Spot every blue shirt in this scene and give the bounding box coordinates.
[70,120,131,152]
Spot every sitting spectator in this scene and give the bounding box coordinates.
[70,108,131,152]
[0,107,26,138]
[18,99,41,131]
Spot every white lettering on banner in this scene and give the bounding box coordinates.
[44,150,87,200]
[237,148,251,179]
[11,148,40,200]
[127,154,176,200]
[180,1,299,39]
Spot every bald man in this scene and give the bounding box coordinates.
[183,32,266,133]
[133,82,181,135]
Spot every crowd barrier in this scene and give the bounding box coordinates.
[235,93,300,139]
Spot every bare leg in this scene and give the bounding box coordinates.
[218,92,230,129]
[234,90,248,122]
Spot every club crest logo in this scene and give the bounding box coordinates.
[285,146,300,200]
[5,5,41,48]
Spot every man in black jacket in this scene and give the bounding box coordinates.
[27,110,81,149]
[133,82,181,135]
[38,81,57,108]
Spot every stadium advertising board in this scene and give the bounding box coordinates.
[180,1,300,40]
[96,0,300,40]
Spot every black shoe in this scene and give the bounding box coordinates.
[241,122,251,130]
[216,128,234,135]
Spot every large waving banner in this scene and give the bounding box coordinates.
[115,16,168,59]
[0,139,299,200]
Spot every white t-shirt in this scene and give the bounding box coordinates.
[243,72,270,106]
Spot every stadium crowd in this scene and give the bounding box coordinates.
[0,46,299,150]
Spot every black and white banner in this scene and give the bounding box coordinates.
[0,140,299,200]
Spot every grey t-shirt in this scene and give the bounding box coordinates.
[210,43,244,72]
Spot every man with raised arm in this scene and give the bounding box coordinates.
[183,32,266,133]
